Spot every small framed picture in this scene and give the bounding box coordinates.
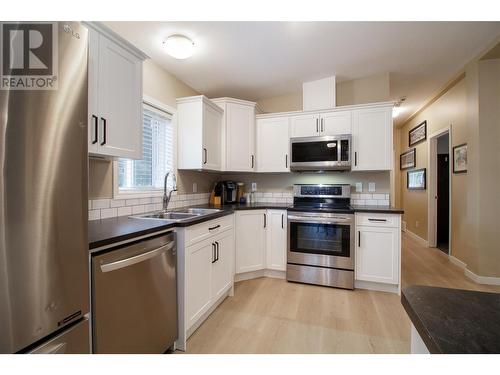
[453,143,468,173]
[407,168,426,190]
[409,120,427,147]
[400,148,416,170]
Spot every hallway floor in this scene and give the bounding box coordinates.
[184,233,500,353]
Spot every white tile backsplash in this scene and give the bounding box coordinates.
[89,192,211,221]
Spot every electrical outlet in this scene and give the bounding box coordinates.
[355,182,363,193]
[251,182,257,192]
[192,182,197,193]
[368,182,376,192]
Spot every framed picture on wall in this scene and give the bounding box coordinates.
[453,143,468,173]
[400,148,416,170]
[409,120,427,147]
[407,168,426,190]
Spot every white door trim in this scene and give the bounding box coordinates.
[427,125,452,255]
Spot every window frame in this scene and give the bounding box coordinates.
[113,95,177,199]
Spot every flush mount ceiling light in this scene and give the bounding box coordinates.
[393,97,407,118]
[163,34,195,59]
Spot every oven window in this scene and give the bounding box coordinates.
[289,222,350,257]
[291,141,338,163]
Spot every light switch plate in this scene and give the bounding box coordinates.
[368,182,376,192]
[251,182,257,192]
[355,183,363,193]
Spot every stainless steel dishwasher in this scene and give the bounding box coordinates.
[92,232,177,353]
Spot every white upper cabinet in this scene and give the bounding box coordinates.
[177,95,223,171]
[256,116,290,172]
[290,110,352,138]
[320,110,352,136]
[351,105,393,171]
[266,210,287,271]
[212,98,258,172]
[290,113,320,137]
[86,23,147,159]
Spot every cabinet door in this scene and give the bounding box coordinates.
[202,104,222,170]
[256,117,290,172]
[186,240,213,329]
[235,210,266,273]
[97,34,143,159]
[355,226,399,284]
[352,107,392,171]
[88,29,100,155]
[212,231,235,301]
[266,210,287,271]
[320,110,352,136]
[290,113,320,137]
[226,103,255,171]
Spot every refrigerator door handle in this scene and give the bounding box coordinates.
[100,242,174,273]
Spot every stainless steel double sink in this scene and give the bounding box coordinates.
[131,207,222,222]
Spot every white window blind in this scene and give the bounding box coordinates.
[118,104,174,191]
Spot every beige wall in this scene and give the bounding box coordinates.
[399,79,468,259]
[89,60,217,198]
[257,73,391,113]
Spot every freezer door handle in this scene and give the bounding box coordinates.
[100,241,174,273]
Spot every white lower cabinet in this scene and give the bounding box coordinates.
[235,209,287,274]
[266,210,287,271]
[355,213,400,286]
[235,210,266,273]
[177,215,235,350]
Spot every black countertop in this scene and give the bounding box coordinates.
[401,285,500,354]
[89,203,403,250]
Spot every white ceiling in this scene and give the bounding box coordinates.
[105,21,500,125]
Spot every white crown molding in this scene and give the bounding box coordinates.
[82,21,149,61]
[176,95,224,113]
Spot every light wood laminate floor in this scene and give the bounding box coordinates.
[184,233,500,354]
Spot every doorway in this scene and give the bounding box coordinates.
[427,127,451,254]
[436,134,450,253]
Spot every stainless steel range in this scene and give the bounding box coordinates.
[286,184,354,290]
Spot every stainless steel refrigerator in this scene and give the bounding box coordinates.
[0,22,90,353]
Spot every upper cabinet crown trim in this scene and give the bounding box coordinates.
[256,101,394,119]
[83,22,149,61]
[176,95,224,114]
[211,97,263,113]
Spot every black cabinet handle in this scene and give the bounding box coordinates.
[211,243,216,263]
[354,151,357,166]
[320,118,324,133]
[281,214,284,229]
[358,231,361,247]
[368,218,387,222]
[285,154,288,168]
[251,155,254,169]
[263,213,266,228]
[92,115,98,144]
[316,118,319,133]
[203,148,207,164]
[208,224,220,231]
[100,117,106,146]
[215,241,219,262]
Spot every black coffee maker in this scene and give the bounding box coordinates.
[215,181,237,204]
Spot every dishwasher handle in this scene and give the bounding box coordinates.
[100,241,175,273]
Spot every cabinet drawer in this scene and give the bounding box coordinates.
[355,213,399,228]
[185,214,234,247]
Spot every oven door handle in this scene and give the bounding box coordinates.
[287,216,352,224]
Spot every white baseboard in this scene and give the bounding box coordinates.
[404,228,429,247]
[235,269,286,282]
[465,268,500,286]
[355,280,399,294]
[449,255,467,270]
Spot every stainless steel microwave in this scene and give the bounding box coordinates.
[290,135,352,171]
